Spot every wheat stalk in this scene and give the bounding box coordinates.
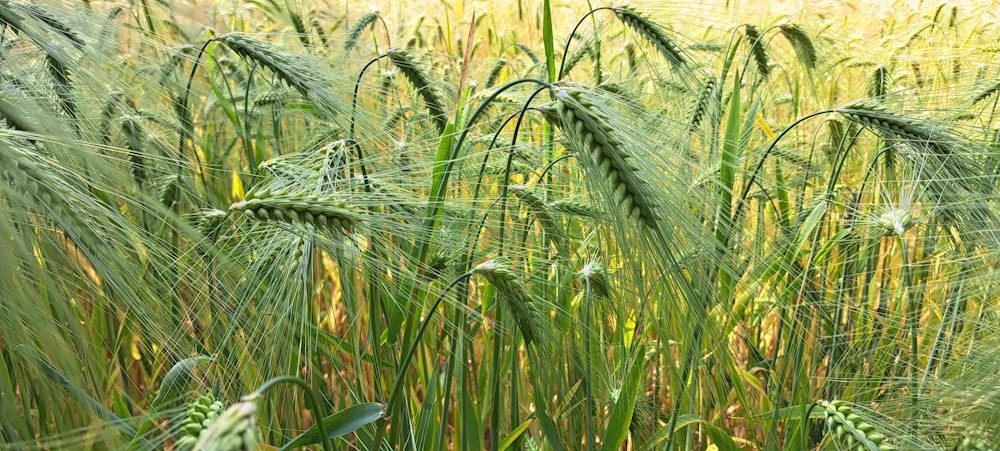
[386,48,448,132]
[543,84,662,232]
[613,6,685,67]
[818,400,896,450]
[471,260,546,346]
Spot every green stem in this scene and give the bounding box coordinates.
[252,376,332,451]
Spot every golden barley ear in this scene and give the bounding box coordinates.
[970,79,1000,106]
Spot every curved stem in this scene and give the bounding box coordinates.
[415,78,551,264]
[729,109,834,249]
[497,86,550,253]
[557,7,614,80]
[898,236,918,414]
[251,375,332,451]
[386,272,474,412]
[179,38,214,192]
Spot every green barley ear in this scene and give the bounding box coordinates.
[509,184,567,256]
[191,395,258,451]
[22,3,85,49]
[173,393,227,451]
[195,209,229,241]
[344,12,379,52]
[484,58,507,88]
[229,188,362,233]
[254,87,298,107]
[818,400,896,450]
[312,17,330,49]
[612,6,685,68]
[576,260,612,299]
[835,101,951,153]
[288,9,310,49]
[969,79,1000,106]
[515,43,541,65]
[0,139,99,248]
[215,33,311,96]
[45,54,77,125]
[777,23,817,70]
[472,260,546,346]
[824,115,858,164]
[546,197,599,218]
[119,113,147,187]
[625,41,638,74]
[158,174,183,209]
[688,76,716,132]
[386,48,448,132]
[541,84,662,232]
[832,100,990,197]
[561,39,594,78]
[743,24,770,77]
[957,429,998,451]
[868,64,890,99]
[214,33,343,116]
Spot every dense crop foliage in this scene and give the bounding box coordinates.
[2,0,1000,449]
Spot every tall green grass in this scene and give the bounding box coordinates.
[1,1,1000,450]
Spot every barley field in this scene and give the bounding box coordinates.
[2,0,1000,449]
